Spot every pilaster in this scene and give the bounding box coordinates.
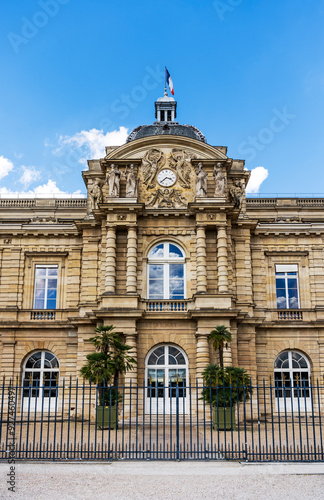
[126,227,137,294]
[196,225,207,294]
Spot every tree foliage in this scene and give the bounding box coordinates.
[202,364,252,407]
[209,325,232,368]
[80,325,137,405]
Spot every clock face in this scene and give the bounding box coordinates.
[157,169,176,187]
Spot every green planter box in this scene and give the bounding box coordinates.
[213,406,236,430]
[96,405,118,429]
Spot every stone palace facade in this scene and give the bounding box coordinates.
[1,93,324,413]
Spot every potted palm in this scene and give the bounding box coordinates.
[80,325,136,429]
[201,325,251,430]
[202,364,252,430]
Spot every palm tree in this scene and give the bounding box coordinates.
[209,325,232,369]
[80,325,137,404]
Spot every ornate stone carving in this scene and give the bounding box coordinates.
[125,164,138,198]
[31,216,57,224]
[276,216,301,223]
[229,179,245,209]
[168,149,196,189]
[195,163,208,197]
[147,188,186,208]
[88,177,102,212]
[117,214,126,220]
[141,149,165,188]
[106,164,121,197]
[213,163,226,197]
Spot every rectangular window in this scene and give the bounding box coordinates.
[33,265,58,309]
[160,110,165,121]
[167,110,172,121]
[275,264,299,309]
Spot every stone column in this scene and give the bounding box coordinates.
[124,333,137,386]
[105,225,116,294]
[196,225,207,294]
[126,226,137,294]
[217,225,229,293]
[196,333,209,382]
[124,332,138,418]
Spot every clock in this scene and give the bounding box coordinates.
[157,169,176,187]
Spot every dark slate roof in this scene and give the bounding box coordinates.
[126,123,207,143]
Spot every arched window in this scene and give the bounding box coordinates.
[145,344,188,414]
[22,351,59,411]
[274,350,311,411]
[147,242,185,299]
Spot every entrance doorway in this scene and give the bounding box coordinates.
[145,345,188,414]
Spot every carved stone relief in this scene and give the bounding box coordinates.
[168,148,196,189]
[141,148,166,188]
[147,188,186,208]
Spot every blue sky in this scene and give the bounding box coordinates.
[0,0,324,197]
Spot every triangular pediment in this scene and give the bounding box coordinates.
[104,135,228,161]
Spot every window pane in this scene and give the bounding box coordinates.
[47,268,58,276]
[276,290,287,309]
[35,289,45,299]
[35,278,46,289]
[149,244,164,258]
[169,264,184,279]
[149,264,163,279]
[288,288,299,308]
[149,280,164,298]
[34,299,45,309]
[169,279,184,299]
[288,278,298,289]
[47,279,57,289]
[26,352,42,368]
[169,244,184,258]
[47,299,56,309]
[275,278,286,288]
[47,288,57,299]
[35,268,46,277]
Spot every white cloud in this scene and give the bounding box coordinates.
[54,127,128,165]
[0,155,14,180]
[0,180,85,199]
[19,166,41,188]
[246,166,269,194]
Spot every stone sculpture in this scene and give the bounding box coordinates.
[229,179,245,209]
[106,164,121,197]
[195,162,208,197]
[125,164,138,198]
[213,163,226,197]
[88,177,102,212]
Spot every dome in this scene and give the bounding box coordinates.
[156,95,176,103]
[126,123,207,143]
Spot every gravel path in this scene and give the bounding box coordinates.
[1,461,323,500]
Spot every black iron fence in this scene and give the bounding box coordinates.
[0,379,323,461]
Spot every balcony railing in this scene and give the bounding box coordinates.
[277,310,303,321]
[145,300,188,312]
[30,310,56,320]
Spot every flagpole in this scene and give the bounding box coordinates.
[164,66,168,96]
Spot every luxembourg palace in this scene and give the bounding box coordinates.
[1,92,324,414]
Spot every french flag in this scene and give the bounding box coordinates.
[166,68,174,95]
